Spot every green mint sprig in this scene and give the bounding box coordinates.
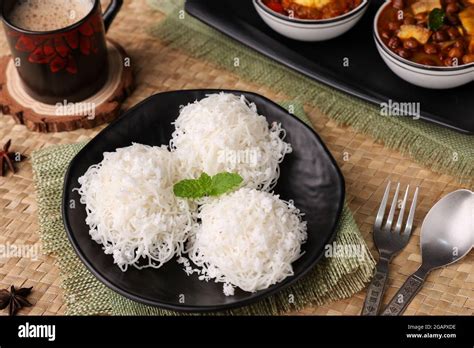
[173,172,243,199]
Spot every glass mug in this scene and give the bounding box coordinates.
[1,0,123,104]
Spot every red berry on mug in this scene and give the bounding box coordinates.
[54,37,70,58]
[43,40,56,56]
[29,46,49,64]
[50,56,66,73]
[64,31,79,49]
[15,36,35,52]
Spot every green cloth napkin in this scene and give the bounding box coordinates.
[32,104,375,316]
[148,0,473,186]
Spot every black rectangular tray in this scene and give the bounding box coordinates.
[185,0,473,134]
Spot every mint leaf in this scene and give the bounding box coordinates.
[198,172,212,192]
[209,172,244,196]
[173,172,243,199]
[428,8,445,31]
[173,178,207,198]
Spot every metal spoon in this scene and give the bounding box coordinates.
[381,189,473,316]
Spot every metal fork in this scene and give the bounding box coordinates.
[361,182,419,316]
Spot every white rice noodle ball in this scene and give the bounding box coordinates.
[76,143,195,271]
[170,93,292,191]
[186,188,307,295]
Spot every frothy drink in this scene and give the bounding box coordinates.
[8,0,94,32]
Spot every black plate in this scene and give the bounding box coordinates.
[62,89,345,311]
[185,0,474,134]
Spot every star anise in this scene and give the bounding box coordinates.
[0,139,26,177]
[0,285,33,316]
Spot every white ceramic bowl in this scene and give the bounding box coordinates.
[253,0,370,42]
[374,1,474,89]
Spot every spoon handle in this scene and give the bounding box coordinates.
[361,258,389,315]
[381,269,427,316]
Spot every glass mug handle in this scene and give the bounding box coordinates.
[103,0,123,32]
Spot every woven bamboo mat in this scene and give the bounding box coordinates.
[0,0,472,316]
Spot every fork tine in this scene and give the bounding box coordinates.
[394,185,409,234]
[383,182,400,232]
[403,187,419,236]
[375,182,391,229]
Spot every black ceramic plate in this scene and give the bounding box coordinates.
[62,89,345,311]
[185,0,474,134]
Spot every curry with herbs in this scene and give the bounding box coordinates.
[262,0,363,20]
[378,0,474,66]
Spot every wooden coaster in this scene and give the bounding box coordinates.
[0,39,134,133]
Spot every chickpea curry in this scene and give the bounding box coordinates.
[262,0,363,20]
[378,0,474,66]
